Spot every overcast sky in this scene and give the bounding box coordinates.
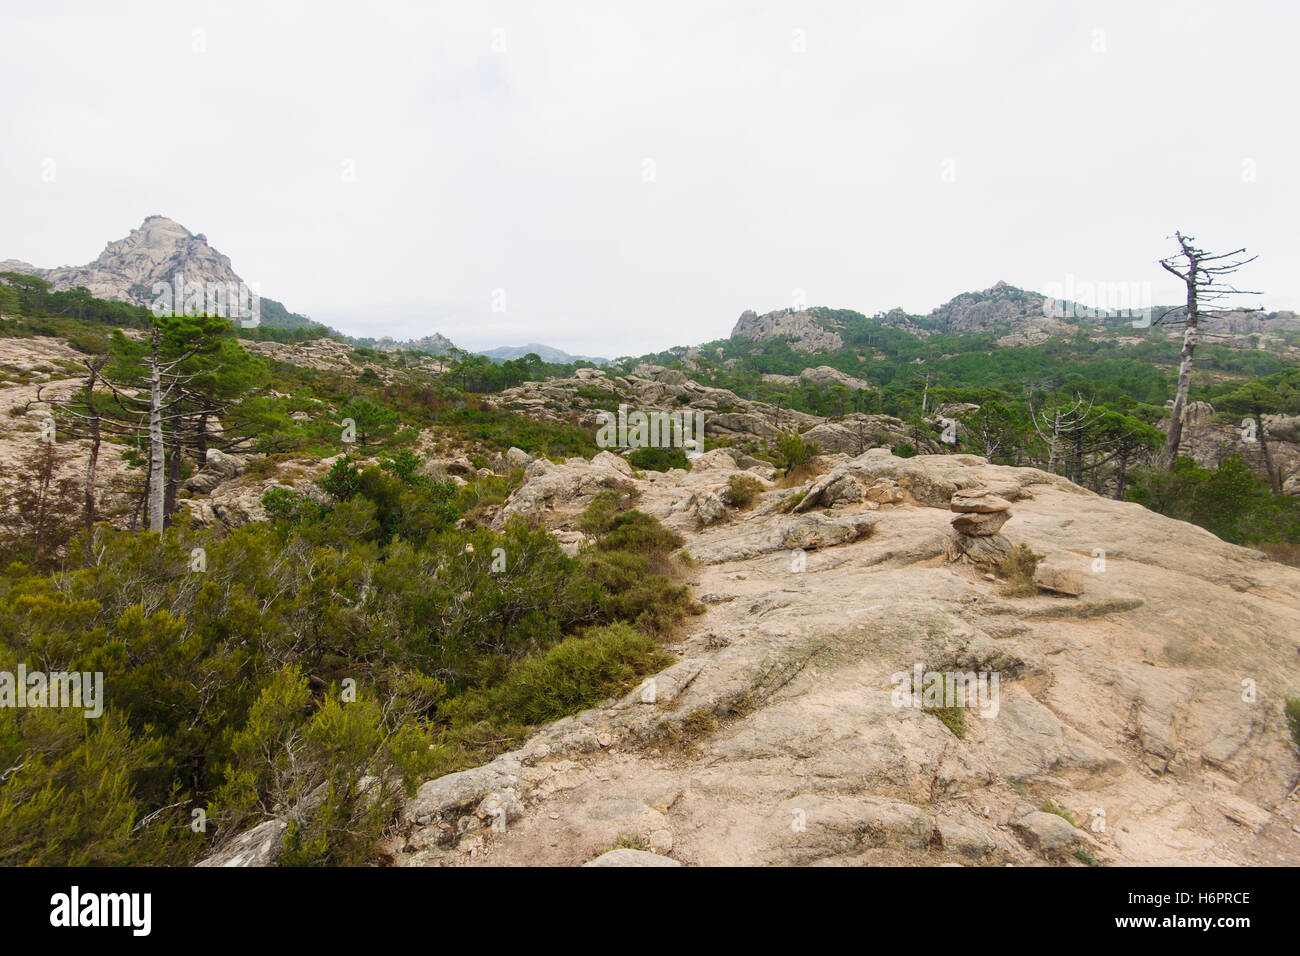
[2,1,1295,356]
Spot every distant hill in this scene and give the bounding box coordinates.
[357,333,458,355]
[1,215,322,332]
[729,281,1300,352]
[477,343,610,366]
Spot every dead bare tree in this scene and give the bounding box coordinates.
[1156,232,1262,469]
[1029,393,1095,477]
[81,357,105,529]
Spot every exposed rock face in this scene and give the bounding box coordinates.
[1,216,345,332]
[802,416,943,457]
[490,366,821,447]
[0,336,139,526]
[8,216,246,308]
[356,450,1300,868]
[184,455,334,529]
[730,309,844,352]
[952,510,1010,535]
[196,819,286,867]
[762,366,873,391]
[184,448,245,494]
[1012,811,1084,854]
[493,451,637,529]
[927,281,1060,335]
[244,337,449,378]
[369,334,456,355]
[1169,403,1300,492]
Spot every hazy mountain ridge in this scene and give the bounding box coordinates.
[477,343,611,365]
[729,281,1300,353]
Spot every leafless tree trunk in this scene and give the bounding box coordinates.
[148,327,166,532]
[78,360,105,531]
[1029,395,1093,477]
[1158,232,1261,469]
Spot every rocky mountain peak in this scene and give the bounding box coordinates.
[729,307,845,352]
[3,215,244,309]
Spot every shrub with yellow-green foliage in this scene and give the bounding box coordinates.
[598,510,684,554]
[578,488,640,535]
[0,456,697,866]
[214,666,440,866]
[726,474,763,509]
[1286,698,1300,755]
[440,623,669,740]
[994,543,1043,597]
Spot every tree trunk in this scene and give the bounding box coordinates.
[1046,412,1061,474]
[1257,412,1281,494]
[164,432,182,524]
[33,443,54,563]
[1162,273,1199,469]
[83,369,100,531]
[1114,449,1130,500]
[196,411,209,460]
[148,328,166,533]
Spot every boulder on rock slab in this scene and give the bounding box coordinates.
[183,448,244,493]
[1033,558,1085,596]
[951,510,1011,536]
[690,491,728,527]
[950,489,1012,514]
[1012,811,1082,854]
[943,529,1013,565]
[197,818,286,867]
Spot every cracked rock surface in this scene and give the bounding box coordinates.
[385,450,1300,867]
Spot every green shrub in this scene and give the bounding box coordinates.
[613,832,650,851]
[581,549,694,635]
[1041,799,1077,826]
[0,708,196,866]
[261,487,307,522]
[68,330,109,355]
[319,456,363,501]
[627,446,688,472]
[441,624,669,730]
[994,543,1043,596]
[1127,455,1300,546]
[726,474,763,509]
[1073,846,1100,866]
[578,488,639,535]
[1286,698,1300,755]
[598,510,684,554]
[924,703,966,739]
[775,429,819,470]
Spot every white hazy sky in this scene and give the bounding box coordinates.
[1,1,1295,356]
